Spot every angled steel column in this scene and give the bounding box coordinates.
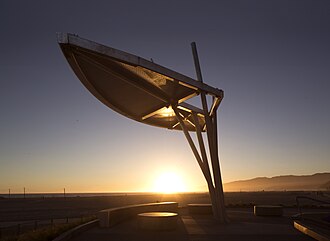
[172,107,214,189]
[172,106,221,219]
[191,42,227,223]
[210,101,227,223]
[191,112,218,217]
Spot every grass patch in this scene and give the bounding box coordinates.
[1,217,95,241]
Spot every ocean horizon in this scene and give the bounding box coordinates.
[0,191,210,199]
[0,192,158,199]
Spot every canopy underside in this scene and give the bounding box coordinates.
[58,33,223,131]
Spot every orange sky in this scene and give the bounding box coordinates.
[1,1,329,194]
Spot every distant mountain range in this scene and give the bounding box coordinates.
[223,173,330,191]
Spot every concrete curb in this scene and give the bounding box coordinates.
[52,219,98,241]
[294,221,329,241]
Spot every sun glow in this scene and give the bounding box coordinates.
[157,106,175,117]
[153,172,186,194]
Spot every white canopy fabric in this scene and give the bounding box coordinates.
[58,33,223,131]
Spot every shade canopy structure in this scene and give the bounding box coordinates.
[58,33,227,223]
[57,33,223,132]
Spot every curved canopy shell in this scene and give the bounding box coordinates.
[58,33,223,131]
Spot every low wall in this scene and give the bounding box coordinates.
[188,204,213,215]
[98,202,178,228]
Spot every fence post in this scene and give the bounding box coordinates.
[66,217,69,223]
[34,220,38,230]
[51,218,54,226]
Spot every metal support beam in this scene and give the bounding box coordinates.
[192,112,218,215]
[192,113,212,184]
[191,42,227,223]
[212,108,227,222]
[172,107,214,190]
[209,97,221,117]
[178,102,204,115]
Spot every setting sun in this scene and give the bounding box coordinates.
[153,172,186,193]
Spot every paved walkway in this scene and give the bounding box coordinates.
[70,208,314,241]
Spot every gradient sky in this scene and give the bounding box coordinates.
[1,0,329,193]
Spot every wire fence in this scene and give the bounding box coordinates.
[0,216,94,239]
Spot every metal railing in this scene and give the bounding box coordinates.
[0,216,94,239]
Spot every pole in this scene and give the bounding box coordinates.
[24,187,25,199]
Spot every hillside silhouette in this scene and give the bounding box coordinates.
[224,173,330,191]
